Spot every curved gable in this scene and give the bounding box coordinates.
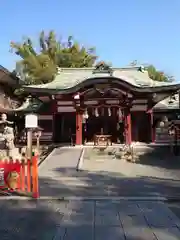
[23,66,178,92]
[0,65,19,86]
[22,67,180,106]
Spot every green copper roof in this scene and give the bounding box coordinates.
[16,98,43,112]
[23,67,174,91]
[0,98,43,113]
[154,94,179,110]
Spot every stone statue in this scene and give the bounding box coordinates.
[0,113,15,150]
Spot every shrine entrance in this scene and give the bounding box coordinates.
[82,106,125,144]
[78,83,132,145]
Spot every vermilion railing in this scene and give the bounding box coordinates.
[0,156,39,198]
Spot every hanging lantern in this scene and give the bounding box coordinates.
[82,109,88,123]
[159,121,165,128]
[108,107,111,116]
[83,108,89,119]
[95,108,99,117]
[118,108,123,122]
[159,116,168,128]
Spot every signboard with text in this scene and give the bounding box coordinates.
[0,161,21,190]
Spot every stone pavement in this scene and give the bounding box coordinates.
[1,199,180,239]
[1,146,180,239]
[82,148,180,180]
[39,147,83,197]
[38,147,180,198]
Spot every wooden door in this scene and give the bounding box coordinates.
[54,113,76,143]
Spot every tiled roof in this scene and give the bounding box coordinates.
[23,67,174,90]
[0,65,19,86]
[154,94,179,109]
[0,98,43,113]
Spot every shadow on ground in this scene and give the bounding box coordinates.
[12,146,179,239]
[0,199,170,239]
[38,165,180,198]
[4,145,180,239]
[133,145,180,169]
[0,199,64,239]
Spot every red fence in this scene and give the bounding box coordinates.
[0,156,39,198]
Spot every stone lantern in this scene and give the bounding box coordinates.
[33,126,43,154]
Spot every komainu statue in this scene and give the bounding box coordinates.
[0,113,15,150]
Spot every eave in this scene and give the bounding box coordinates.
[22,76,180,105]
[0,65,20,87]
[0,99,42,114]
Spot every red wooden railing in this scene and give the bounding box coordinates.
[0,156,39,198]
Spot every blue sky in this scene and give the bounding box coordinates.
[1,0,180,80]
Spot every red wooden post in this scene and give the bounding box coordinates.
[27,159,31,192]
[76,110,82,145]
[150,110,155,143]
[52,99,57,142]
[125,109,132,145]
[32,155,39,198]
[21,159,25,191]
[147,109,155,143]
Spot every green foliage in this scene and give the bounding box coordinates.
[10,31,98,85]
[147,65,174,82]
[130,61,174,82]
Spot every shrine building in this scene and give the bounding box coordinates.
[21,65,180,145]
[0,65,21,111]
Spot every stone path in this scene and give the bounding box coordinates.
[1,199,180,239]
[82,148,180,180]
[39,147,83,197]
[2,147,180,239]
[80,148,180,199]
[37,147,180,198]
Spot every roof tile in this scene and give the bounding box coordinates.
[24,67,174,90]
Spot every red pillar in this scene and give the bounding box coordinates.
[76,110,82,145]
[125,109,132,145]
[149,110,155,143]
[52,100,57,142]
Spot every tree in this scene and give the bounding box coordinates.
[129,61,174,82]
[10,31,98,85]
[146,65,174,82]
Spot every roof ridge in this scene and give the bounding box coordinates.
[60,66,141,71]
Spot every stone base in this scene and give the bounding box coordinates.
[8,148,20,159]
[0,149,8,158]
